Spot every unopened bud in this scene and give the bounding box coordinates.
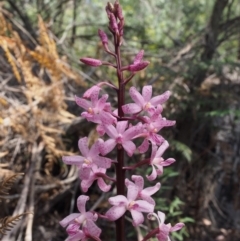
[80,57,102,67]
[133,50,144,64]
[109,13,118,32]
[115,1,124,20]
[98,29,108,45]
[128,61,150,72]
[107,2,114,13]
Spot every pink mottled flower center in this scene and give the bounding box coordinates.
[88,107,94,114]
[84,158,92,165]
[144,102,152,110]
[75,214,86,224]
[152,157,163,165]
[116,134,123,143]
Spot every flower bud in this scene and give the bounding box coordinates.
[98,29,108,45]
[128,61,150,72]
[115,1,124,20]
[133,50,144,64]
[109,13,118,32]
[80,57,102,67]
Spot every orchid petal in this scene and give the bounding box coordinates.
[131,175,144,190]
[99,111,116,124]
[83,85,101,99]
[94,156,112,168]
[157,211,166,224]
[78,137,89,157]
[122,103,142,114]
[85,219,102,237]
[129,86,145,106]
[142,85,152,102]
[76,195,89,213]
[59,213,80,227]
[79,167,91,180]
[162,158,176,166]
[138,139,149,153]
[96,124,105,136]
[81,178,94,192]
[130,210,144,226]
[88,141,100,158]
[66,231,85,241]
[100,139,116,155]
[127,183,139,201]
[105,206,126,221]
[140,194,155,205]
[90,89,100,106]
[103,124,118,139]
[122,141,136,156]
[170,223,185,232]
[75,96,91,110]
[108,195,128,206]
[116,121,128,134]
[146,165,157,181]
[150,90,171,106]
[151,145,158,159]
[96,94,108,109]
[141,182,161,196]
[97,178,111,192]
[134,200,154,213]
[155,165,163,175]
[123,125,142,141]
[62,156,84,166]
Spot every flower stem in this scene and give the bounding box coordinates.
[114,33,126,241]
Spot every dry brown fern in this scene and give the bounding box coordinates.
[0,173,23,197]
[0,213,28,235]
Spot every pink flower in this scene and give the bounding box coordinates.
[62,137,112,180]
[125,175,161,205]
[138,106,175,153]
[105,182,154,226]
[65,223,101,241]
[148,211,184,241]
[75,88,116,124]
[80,57,102,67]
[81,165,111,192]
[100,121,143,156]
[59,195,99,233]
[122,86,171,115]
[147,141,175,181]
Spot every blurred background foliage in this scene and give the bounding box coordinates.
[0,0,240,240]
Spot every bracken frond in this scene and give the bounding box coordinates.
[0,213,29,235]
[0,173,24,197]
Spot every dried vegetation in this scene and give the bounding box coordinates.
[0,6,86,240]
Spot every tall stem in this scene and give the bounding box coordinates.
[114,34,125,241]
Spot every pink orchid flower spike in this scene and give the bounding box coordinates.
[62,137,112,180]
[147,141,176,181]
[148,211,184,241]
[105,179,154,226]
[75,87,116,124]
[125,175,161,205]
[122,86,171,115]
[59,195,100,234]
[100,121,143,156]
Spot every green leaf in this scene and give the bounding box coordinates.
[171,140,192,162]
